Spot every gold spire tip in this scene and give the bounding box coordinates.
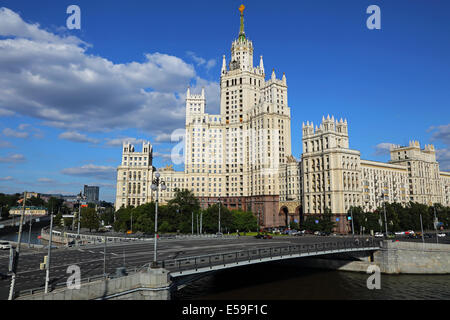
[239,4,245,14]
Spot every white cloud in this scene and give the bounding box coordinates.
[2,127,29,138]
[0,153,25,163]
[59,131,99,144]
[0,8,220,137]
[61,164,116,180]
[373,143,394,156]
[37,177,55,183]
[105,137,145,147]
[0,176,13,181]
[429,124,450,171]
[187,51,216,70]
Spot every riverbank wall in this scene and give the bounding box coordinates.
[296,240,450,274]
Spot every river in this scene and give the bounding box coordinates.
[172,260,450,300]
[0,226,42,245]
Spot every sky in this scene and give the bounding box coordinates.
[0,0,449,203]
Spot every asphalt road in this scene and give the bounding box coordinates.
[0,235,362,299]
[1,233,447,300]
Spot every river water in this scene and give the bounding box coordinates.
[0,227,42,245]
[173,261,450,300]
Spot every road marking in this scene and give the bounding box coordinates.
[78,249,84,252]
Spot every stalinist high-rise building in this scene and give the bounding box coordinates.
[115,5,300,227]
[115,5,449,232]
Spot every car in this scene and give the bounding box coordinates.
[437,233,446,238]
[374,232,384,238]
[0,242,11,250]
[314,231,321,236]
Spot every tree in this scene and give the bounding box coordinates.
[232,210,257,233]
[81,207,100,232]
[318,208,336,233]
[201,204,232,233]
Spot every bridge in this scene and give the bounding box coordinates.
[0,235,382,300]
[156,238,380,278]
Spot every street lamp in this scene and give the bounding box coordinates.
[380,192,388,237]
[217,198,221,235]
[77,191,85,236]
[151,172,166,268]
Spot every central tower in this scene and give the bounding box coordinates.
[184,5,294,227]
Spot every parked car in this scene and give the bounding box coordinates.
[374,232,384,238]
[0,242,11,250]
[437,233,446,238]
[254,234,272,239]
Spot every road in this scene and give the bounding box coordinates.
[1,233,448,300]
[0,235,363,299]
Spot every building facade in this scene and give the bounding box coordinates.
[84,185,100,204]
[115,6,299,227]
[301,116,450,232]
[115,6,449,232]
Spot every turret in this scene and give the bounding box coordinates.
[260,55,264,74]
[221,55,227,74]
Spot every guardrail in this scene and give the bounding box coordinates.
[16,265,144,298]
[16,238,381,298]
[42,227,238,245]
[156,238,382,275]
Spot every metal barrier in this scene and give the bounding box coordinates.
[16,238,381,297]
[156,238,382,274]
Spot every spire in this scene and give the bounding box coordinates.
[238,4,246,42]
[282,72,286,84]
[221,55,226,73]
[271,68,276,80]
[187,87,190,97]
[201,87,205,98]
[259,55,264,73]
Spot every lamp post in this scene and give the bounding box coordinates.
[8,191,27,300]
[77,191,84,236]
[350,207,355,237]
[433,205,439,244]
[45,208,54,293]
[380,192,388,237]
[217,198,221,235]
[151,172,166,268]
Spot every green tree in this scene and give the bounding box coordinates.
[318,208,336,233]
[232,210,257,233]
[201,204,232,233]
[81,207,100,232]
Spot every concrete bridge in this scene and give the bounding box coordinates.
[12,237,382,300]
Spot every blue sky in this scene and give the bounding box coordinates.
[0,0,449,202]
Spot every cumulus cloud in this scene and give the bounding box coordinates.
[37,177,55,183]
[0,153,25,163]
[186,51,216,70]
[429,124,450,145]
[105,137,145,147]
[0,7,220,137]
[59,131,99,144]
[61,164,116,180]
[373,143,394,156]
[2,127,29,138]
[429,124,450,171]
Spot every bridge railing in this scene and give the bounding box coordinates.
[155,238,382,274]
